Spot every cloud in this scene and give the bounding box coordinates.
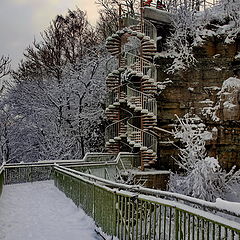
[10,0,29,4]
[0,0,99,69]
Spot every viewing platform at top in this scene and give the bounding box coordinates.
[143,7,173,25]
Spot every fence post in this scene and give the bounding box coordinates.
[113,192,117,237]
[175,208,179,240]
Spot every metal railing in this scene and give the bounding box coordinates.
[147,0,219,12]
[121,14,157,41]
[125,52,156,80]
[105,108,133,143]
[54,164,240,240]
[127,86,157,115]
[80,153,117,162]
[4,163,54,185]
[2,153,139,185]
[127,116,158,153]
[106,83,127,107]
[1,157,240,239]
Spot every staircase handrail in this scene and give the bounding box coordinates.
[105,108,133,143]
[121,13,157,41]
[127,116,158,152]
[106,82,129,107]
[105,46,142,74]
[127,85,157,115]
[125,52,156,80]
[125,51,153,66]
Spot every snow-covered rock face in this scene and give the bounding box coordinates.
[218,77,240,121]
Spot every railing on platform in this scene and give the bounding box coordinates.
[121,14,157,41]
[147,0,219,12]
[1,156,240,239]
[70,153,140,181]
[54,165,240,240]
[80,153,117,163]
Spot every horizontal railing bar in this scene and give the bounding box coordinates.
[4,152,138,169]
[54,165,115,194]
[4,153,120,168]
[4,161,118,169]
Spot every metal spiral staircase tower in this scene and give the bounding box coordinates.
[105,1,159,170]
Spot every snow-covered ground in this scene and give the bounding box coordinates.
[0,181,100,240]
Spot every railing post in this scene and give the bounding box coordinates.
[113,192,117,237]
[175,208,179,240]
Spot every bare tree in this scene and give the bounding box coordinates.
[2,8,108,163]
[96,0,140,40]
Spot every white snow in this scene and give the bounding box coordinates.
[199,99,214,104]
[221,77,240,92]
[216,198,240,216]
[214,67,222,71]
[235,52,240,59]
[0,181,99,240]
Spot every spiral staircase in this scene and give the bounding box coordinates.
[105,7,159,170]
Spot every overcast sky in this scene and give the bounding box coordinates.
[0,0,99,69]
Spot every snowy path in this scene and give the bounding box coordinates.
[0,181,100,240]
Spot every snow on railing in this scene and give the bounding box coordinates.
[54,164,240,239]
[0,163,4,174]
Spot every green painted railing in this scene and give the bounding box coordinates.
[2,155,240,240]
[54,165,240,240]
[3,153,139,184]
[4,163,54,184]
[3,153,116,184]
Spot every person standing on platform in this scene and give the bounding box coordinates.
[144,0,153,7]
[156,0,166,10]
